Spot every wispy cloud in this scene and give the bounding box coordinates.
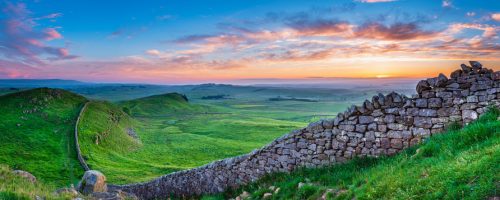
[0,2,76,67]
[442,0,452,8]
[354,22,439,40]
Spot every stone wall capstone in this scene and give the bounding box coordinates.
[108,61,500,199]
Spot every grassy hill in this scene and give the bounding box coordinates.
[119,92,200,116]
[204,108,500,200]
[0,88,86,187]
[78,93,304,184]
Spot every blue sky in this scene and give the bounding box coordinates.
[0,0,499,83]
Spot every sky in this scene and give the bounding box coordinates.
[0,0,499,84]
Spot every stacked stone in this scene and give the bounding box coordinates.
[111,61,500,200]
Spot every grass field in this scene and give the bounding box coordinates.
[0,83,416,187]
[75,84,416,184]
[0,88,86,187]
[77,93,309,184]
[203,108,500,200]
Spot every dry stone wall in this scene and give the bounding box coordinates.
[109,62,500,199]
[75,102,91,171]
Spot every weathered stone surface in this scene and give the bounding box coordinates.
[466,95,478,103]
[12,170,36,183]
[384,115,396,123]
[469,61,482,70]
[461,64,472,73]
[416,80,431,94]
[436,73,448,87]
[428,98,442,108]
[387,123,405,131]
[355,124,367,132]
[462,110,478,122]
[415,98,428,108]
[77,170,107,195]
[450,70,462,79]
[414,117,432,128]
[447,82,460,89]
[419,109,437,117]
[359,116,374,124]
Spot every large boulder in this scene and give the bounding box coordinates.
[13,170,37,183]
[77,170,108,195]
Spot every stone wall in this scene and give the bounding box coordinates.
[109,62,500,199]
[75,102,91,171]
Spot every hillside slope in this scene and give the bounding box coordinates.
[119,92,200,116]
[77,101,148,183]
[205,108,500,200]
[79,93,304,184]
[0,88,87,186]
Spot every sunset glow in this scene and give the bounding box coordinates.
[0,0,499,84]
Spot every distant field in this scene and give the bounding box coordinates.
[78,93,308,184]
[74,84,415,184]
[0,83,416,185]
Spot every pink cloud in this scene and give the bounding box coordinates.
[0,2,76,66]
[448,23,498,38]
[44,28,62,40]
[354,22,439,41]
[492,13,500,22]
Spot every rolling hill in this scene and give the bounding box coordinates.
[119,92,201,116]
[0,88,87,186]
[77,92,305,184]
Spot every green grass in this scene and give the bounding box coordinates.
[0,165,72,200]
[78,93,308,184]
[0,88,86,187]
[119,92,197,116]
[204,108,500,200]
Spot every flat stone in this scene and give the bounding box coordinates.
[415,98,428,108]
[414,117,432,128]
[358,116,374,124]
[428,98,442,108]
[419,109,437,117]
[384,115,396,123]
[466,95,479,103]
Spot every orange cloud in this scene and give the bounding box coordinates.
[492,13,500,22]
